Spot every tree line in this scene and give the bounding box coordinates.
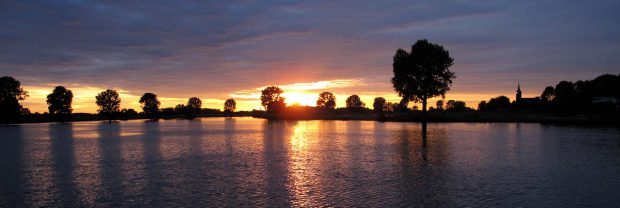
[2,39,617,123]
[477,74,620,113]
[0,78,238,123]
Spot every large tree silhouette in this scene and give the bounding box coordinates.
[139,92,160,118]
[187,97,202,117]
[316,92,336,109]
[0,76,28,123]
[47,86,73,121]
[224,98,236,114]
[553,81,578,111]
[373,97,386,113]
[96,89,121,121]
[541,86,555,102]
[486,96,511,111]
[261,86,285,112]
[392,39,455,112]
[346,95,365,108]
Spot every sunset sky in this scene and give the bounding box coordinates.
[1,1,619,113]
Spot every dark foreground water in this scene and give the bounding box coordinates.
[0,118,619,207]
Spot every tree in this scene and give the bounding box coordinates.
[187,97,202,109]
[187,97,202,117]
[399,98,410,112]
[161,107,175,117]
[224,98,236,114]
[0,76,28,123]
[445,100,468,111]
[486,96,511,111]
[260,86,285,112]
[95,89,121,121]
[139,92,160,118]
[373,97,386,113]
[174,104,187,115]
[346,95,365,108]
[392,39,455,112]
[541,86,555,102]
[436,100,444,111]
[591,74,620,98]
[46,86,73,121]
[553,81,577,112]
[267,98,286,113]
[478,101,487,111]
[120,108,138,118]
[316,92,336,109]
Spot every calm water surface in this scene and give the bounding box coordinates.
[0,118,619,207]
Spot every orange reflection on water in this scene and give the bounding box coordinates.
[287,121,322,206]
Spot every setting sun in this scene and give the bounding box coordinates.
[282,92,317,106]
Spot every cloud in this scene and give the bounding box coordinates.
[230,79,363,100]
[2,0,620,109]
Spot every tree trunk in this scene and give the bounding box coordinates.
[422,99,427,112]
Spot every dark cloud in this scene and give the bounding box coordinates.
[0,0,619,99]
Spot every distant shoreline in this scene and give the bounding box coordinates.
[5,113,252,125]
[255,112,620,127]
[4,112,618,127]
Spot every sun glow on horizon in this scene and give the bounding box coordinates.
[19,79,537,113]
[283,92,317,107]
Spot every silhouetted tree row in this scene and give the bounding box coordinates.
[0,78,237,123]
[478,96,511,111]
[2,37,616,123]
[477,74,620,113]
[429,99,473,112]
[543,74,620,113]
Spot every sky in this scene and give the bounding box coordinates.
[1,0,619,113]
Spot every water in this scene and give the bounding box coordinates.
[0,118,619,207]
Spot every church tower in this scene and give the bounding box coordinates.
[516,82,522,103]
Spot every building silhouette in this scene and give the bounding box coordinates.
[515,82,541,109]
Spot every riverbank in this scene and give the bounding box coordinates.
[6,112,255,124]
[255,111,620,126]
[5,111,619,127]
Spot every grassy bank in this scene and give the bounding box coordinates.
[6,111,619,127]
[5,112,255,124]
[255,111,620,126]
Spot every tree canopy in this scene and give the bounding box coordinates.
[445,100,468,112]
[392,39,455,112]
[96,89,121,121]
[186,97,202,117]
[346,95,365,108]
[541,86,555,102]
[485,96,511,111]
[187,97,202,109]
[47,86,73,118]
[224,98,236,113]
[139,92,160,117]
[261,86,285,112]
[0,76,28,122]
[435,100,444,111]
[316,92,336,109]
[373,97,386,113]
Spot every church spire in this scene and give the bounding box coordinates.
[516,81,522,102]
